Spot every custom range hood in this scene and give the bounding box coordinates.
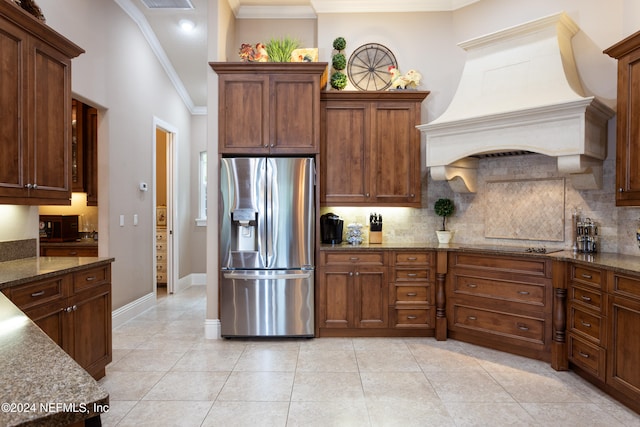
[418,12,614,193]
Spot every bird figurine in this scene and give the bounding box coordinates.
[239,43,269,62]
[388,66,422,90]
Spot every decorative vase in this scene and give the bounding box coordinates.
[436,230,454,244]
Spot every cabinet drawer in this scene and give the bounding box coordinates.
[393,308,433,328]
[393,285,430,304]
[571,265,603,288]
[570,284,605,313]
[156,230,168,242]
[452,275,545,307]
[157,272,167,283]
[393,269,430,282]
[41,246,98,257]
[321,251,385,266]
[156,262,167,273]
[156,241,167,252]
[452,304,545,343]
[568,334,606,381]
[393,252,432,266]
[73,265,109,293]
[609,273,640,301]
[569,305,605,344]
[10,276,67,310]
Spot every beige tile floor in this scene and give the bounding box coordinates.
[99,285,640,426]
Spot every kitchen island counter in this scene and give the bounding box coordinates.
[0,256,113,291]
[0,289,108,427]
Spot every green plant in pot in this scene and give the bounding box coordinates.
[265,36,300,62]
[434,198,455,244]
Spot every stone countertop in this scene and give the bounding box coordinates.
[0,290,109,427]
[0,256,114,291]
[320,242,640,276]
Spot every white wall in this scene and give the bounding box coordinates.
[34,0,197,310]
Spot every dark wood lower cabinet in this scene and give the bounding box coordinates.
[317,249,434,337]
[446,252,553,361]
[4,262,112,380]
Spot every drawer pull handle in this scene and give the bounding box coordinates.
[578,351,590,359]
[69,251,78,256]
[518,325,529,331]
[406,292,418,297]
[581,321,592,328]
[407,257,417,261]
[467,316,477,321]
[467,283,478,288]
[407,273,418,277]
[407,315,417,320]
[581,273,593,279]
[517,291,530,295]
[31,290,46,297]
[581,295,592,301]
[349,257,359,261]
[85,276,96,282]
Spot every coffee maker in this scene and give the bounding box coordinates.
[320,213,343,244]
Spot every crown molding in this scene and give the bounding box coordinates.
[232,0,481,19]
[236,5,316,19]
[115,0,201,114]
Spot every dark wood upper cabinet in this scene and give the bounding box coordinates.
[605,31,640,206]
[72,99,98,206]
[209,62,328,155]
[320,91,428,207]
[0,1,84,205]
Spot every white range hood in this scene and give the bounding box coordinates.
[417,12,614,193]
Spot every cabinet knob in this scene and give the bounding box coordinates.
[32,183,38,189]
[349,272,353,276]
[264,144,269,148]
[365,193,370,197]
[355,272,360,276]
[410,194,415,198]
[270,143,275,148]
[619,188,624,192]
[24,183,33,189]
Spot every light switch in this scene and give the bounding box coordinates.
[133,214,138,226]
[119,215,125,227]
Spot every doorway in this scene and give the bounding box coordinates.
[154,119,177,295]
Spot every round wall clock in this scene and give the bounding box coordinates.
[347,43,398,91]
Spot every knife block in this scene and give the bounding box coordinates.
[369,231,382,244]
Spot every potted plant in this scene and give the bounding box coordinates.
[434,198,455,244]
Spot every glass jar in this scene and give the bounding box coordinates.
[346,223,364,245]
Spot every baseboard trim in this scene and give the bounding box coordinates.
[111,292,156,329]
[205,318,222,339]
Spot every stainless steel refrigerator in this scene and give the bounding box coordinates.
[219,157,315,337]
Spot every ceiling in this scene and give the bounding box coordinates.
[117,0,480,114]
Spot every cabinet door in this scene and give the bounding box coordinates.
[218,74,269,154]
[27,37,73,202]
[607,295,640,398]
[69,283,112,379]
[354,267,388,328]
[321,102,370,204]
[0,18,28,199]
[318,267,352,328]
[270,74,320,154]
[23,299,68,350]
[370,102,420,206]
[615,48,640,205]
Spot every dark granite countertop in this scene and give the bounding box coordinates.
[0,257,114,291]
[320,242,640,276]
[0,291,109,427]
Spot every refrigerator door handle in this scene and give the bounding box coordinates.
[223,271,313,280]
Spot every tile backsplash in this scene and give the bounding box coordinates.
[323,150,640,256]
